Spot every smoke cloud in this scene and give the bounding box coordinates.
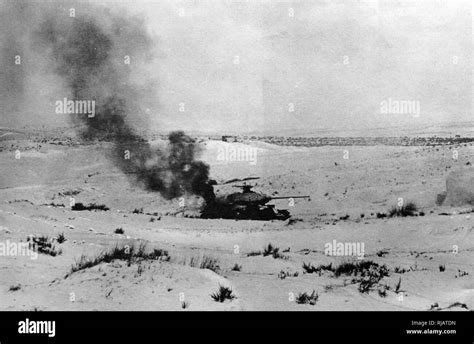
[1,1,212,201]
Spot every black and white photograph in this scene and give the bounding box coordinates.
[0,0,473,339]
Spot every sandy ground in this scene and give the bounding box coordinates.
[0,131,473,311]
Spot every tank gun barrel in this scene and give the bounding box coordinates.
[269,195,310,200]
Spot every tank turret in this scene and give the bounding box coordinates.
[200,183,310,220]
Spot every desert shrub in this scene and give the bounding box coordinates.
[278,270,298,279]
[334,260,389,278]
[114,227,124,234]
[210,285,235,302]
[302,262,333,275]
[302,262,317,273]
[377,284,389,297]
[67,243,169,277]
[231,263,242,271]
[324,285,335,292]
[394,266,408,274]
[456,269,469,278]
[56,233,66,244]
[388,201,418,217]
[246,243,287,259]
[394,277,402,292]
[200,256,220,272]
[305,260,390,294]
[72,203,109,211]
[27,235,62,257]
[348,262,390,294]
[262,243,287,259]
[262,243,277,256]
[186,255,220,273]
[295,290,319,305]
[9,284,21,292]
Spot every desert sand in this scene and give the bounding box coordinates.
[1,128,473,311]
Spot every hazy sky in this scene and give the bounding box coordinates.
[1,0,472,134]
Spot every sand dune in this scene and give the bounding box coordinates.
[1,132,473,311]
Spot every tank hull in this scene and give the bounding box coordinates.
[200,203,290,221]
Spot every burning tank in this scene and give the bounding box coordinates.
[200,183,310,220]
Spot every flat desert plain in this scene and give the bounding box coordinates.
[1,129,473,311]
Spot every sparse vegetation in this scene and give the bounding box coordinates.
[394,266,408,274]
[337,261,390,294]
[304,260,390,294]
[72,203,109,211]
[27,235,62,257]
[278,270,298,279]
[287,218,302,225]
[262,243,287,259]
[246,243,288,259]
[9,284,21,292]
[295,290,319,305]
[56,233,66,244]
[455,269,469,278]
[262,243,278,257]
[199,256,220,272]
[132,208,143,214]
[302,262,317,273]
[388,201,418,217]
[324,284,335,292]
[45,202,65,208]
[377,284,389,297]
[181,301,189,309]
[333,260,389,278]
[394,277,402,293]
[302,262,333,276]
[210,285,235,302]
[186,255,220,273]
[137,263,144,276]
[231,263,242,271]
[66,243,169,277]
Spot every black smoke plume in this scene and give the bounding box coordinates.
[2,2,213,201]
